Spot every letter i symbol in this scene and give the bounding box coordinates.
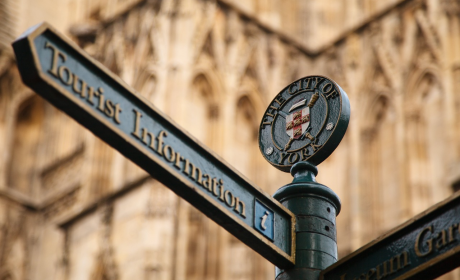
[261,211,269,230]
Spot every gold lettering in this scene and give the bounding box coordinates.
[389,258,398,274]
[234,197,246,218]
[326,89,339,99]
[389,253,403,273]
[322,82,333,94]
[415,226,433,257]
[279,152,289,164]
[174,152,183,169]
[45,41,67,77]
[261,121,272,127]
[201,174,212,190]
[435,230,448,249]
[304,78,313,89]
[346,251,410,280]
[402,251,410,268]
[163,145,176,162]
[273,95,286,106]
[376,261,388,280]
[314,77,324,89]
[448,224,458,243]
[269,105,278,111]
[288,153,299,164]
[156,130,167,156]
[141,129,156,150]
[192,166,203,183]
[388,251,410,275]
[288,81,301,95]
[58,66,73,85]
[87,86,96,104]
[72,74,87,98]
[104,99,115,118]
[131,109,142,139]
[183,159,202,183]
[310,142,322,152]
[114,103,122,124]
[212,178,219,196]
[301,148,309,160]
[218,179,225,201]
[367,268,376,280]
[224,190,235,207]
[95,87,105,112]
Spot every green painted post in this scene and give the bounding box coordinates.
[259,75,349,278]
[273,162,341,280]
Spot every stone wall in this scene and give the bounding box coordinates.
[1,0,460,279]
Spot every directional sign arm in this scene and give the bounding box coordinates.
[12,22,296,268]
[321,191,460,280]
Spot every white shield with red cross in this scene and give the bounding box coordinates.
[286,107,310,139]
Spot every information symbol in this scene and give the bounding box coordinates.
[261,211,270,230]
[254,200,274,241]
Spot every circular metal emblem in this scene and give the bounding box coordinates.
[258,75,350,172]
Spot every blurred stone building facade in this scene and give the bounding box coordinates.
[1,0,460,279]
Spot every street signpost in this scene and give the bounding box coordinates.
[12,22,295,268]
[259,76,350,172]
[14,21,460,280]
[320,191,460,280]
[259,77,350,280]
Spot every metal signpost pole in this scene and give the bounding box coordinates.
[273,162,341,280]
[258,76,350,280]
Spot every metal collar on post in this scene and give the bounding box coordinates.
[273,162,341,280]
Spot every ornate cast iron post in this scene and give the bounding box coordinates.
[273,162,341,280]
[258,75,350,279]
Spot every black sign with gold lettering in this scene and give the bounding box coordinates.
[12,22,296,268]
[320,192,460,280]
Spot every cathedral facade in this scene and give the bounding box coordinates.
[1,0,460,279]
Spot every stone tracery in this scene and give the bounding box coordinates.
[1,0,460,279]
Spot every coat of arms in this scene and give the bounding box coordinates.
[286,99,310,139]
[258,75,350,172]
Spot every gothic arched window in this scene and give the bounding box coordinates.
[360,93,399,242]
[406,73,447,214]
[234,95,259,179]
[8,95,45,195]
[184,73,221,280]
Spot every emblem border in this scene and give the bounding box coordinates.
[258,75,350,172]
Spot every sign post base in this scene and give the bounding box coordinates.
[273,162,341,280]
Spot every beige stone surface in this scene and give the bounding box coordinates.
[1,0,460,279]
